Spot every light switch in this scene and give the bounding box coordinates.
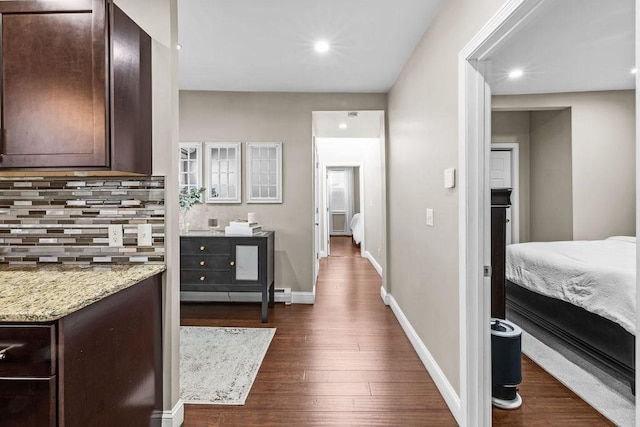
[426,208,434,227]
[108,224,123,247]
[444,168,456,189]
[137,224,153,246]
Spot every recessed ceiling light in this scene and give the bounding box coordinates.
[508,69,523,79]
[339,123,348,129]
[177,44,182,50]
[315,40,330,53]
[631,68,637,74]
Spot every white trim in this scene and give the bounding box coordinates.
[291,291,315,304]
[181,288,292,304]
[379,285,390,306]
[458,1,546,425]
[389,294,461,424]
[155,399,184,427]
[364,250,383,277]
[491,142,520,244]
[319,250,327,258]
[636,4,640,423]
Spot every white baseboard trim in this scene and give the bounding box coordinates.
[155,399,184,427]
[379,285,390,306]
[320,250,327,258]
[388,294,461,424]
[364,251,383,277]
[291,291,315,304]
[181,288,292,305]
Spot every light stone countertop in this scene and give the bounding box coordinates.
[0,264,166,322]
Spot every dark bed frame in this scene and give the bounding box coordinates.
[506,280,635,393]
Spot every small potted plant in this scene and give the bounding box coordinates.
[179,187,205,232]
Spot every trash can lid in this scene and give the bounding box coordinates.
[490,318,522,337]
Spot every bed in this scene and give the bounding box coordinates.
[350,213,363,246]
[505,236,636,392]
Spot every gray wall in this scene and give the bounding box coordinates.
[529,109,574,241]
[494,91,636,240]
[387,0,505,394]
[179,91,387,292]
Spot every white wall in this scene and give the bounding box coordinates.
[494,90,636,240]
[387,0,505,394]
[317,138,384,270]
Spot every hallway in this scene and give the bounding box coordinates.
[180,237,612,426]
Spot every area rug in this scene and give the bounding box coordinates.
[180,326,276,405]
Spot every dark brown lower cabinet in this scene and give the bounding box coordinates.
[0,273,162,426]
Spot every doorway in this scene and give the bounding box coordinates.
[460,0,638,424]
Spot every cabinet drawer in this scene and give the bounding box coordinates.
[0,325,55,377]
[181,255,231,270]
[0,377,55,427]
[180,269,231,285]
[180,238,231,255]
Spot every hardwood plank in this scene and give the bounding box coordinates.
[182,236,614,426]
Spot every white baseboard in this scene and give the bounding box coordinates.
[291,291,315,304]
[388,294,461,424]
[155,399,184,427]
[319,250,327,258]
[181,288,292,305]
[379,285,390,306]
[364,251,383,277]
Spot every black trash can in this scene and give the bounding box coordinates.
[491,318,522,409]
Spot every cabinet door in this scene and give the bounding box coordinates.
[232,240,264,284]
[0,0,108,168]
[110,4,152,174]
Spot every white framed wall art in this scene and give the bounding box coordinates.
[246,142,282,203]
[204,142,242,203]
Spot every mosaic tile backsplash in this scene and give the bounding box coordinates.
[0,177,165,265]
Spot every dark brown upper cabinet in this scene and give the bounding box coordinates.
[0,0,152,175]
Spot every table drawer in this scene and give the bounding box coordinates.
[181,255,231,270]
[0,325,56,377]
[180,269,231,285]
[180,237,231,255]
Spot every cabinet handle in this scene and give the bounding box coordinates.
[199,260,205,266]
[0,345,12,360]
[199,246,205,251]
[230,261,235,266]
[200,276,206,281]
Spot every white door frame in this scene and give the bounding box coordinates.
[322,162,365,258]
[458,0,547,425]
[491,142,520,244]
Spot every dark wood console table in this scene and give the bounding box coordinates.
[180,231,275,322]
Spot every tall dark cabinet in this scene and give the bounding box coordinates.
[0,0,151,174]
[491,188,512,319]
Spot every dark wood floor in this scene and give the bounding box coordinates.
[181,236,613,426]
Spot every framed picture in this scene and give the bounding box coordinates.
[246,142,282,203]
[178,142,203,200]
[204,142,242,203]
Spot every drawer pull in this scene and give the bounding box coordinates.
[200,260,205,266]
[200,276,206,281]
[0,344,18,360]
[199,246,206,251]
[230,261,235,266]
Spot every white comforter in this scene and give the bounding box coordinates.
[350,213,363,244]
[505,236,636,335]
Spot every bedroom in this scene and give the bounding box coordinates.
[488,0,636,423]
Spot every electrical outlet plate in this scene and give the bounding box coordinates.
[108,224,123,247]
[137,224,153,246]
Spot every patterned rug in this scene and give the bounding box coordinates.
[180,326,276,405]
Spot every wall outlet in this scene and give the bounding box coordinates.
[137,224,153,246]
[108,224,124,247]
[426,208,434,227]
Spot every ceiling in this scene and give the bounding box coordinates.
[177,0,444,92]
[490,0,635,95]
[178,0,635,97]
